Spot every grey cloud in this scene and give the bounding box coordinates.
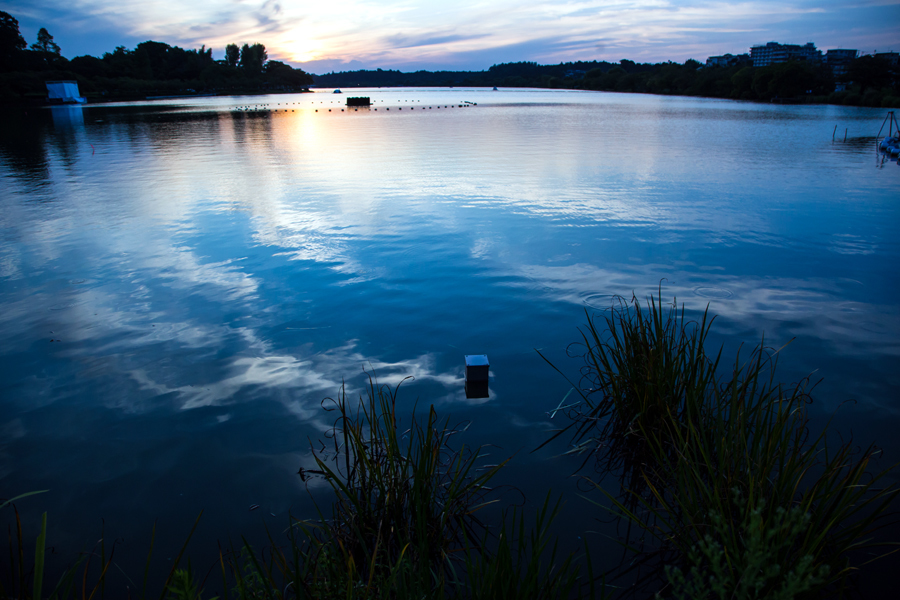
[379,31,490,50]
[3,1,899,79]
[298,58,368,73]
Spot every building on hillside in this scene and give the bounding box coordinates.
[875,52,899,67]
[826,49,858,79]
[750,42,822,67]
[705,53,750,68]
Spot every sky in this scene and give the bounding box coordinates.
[3,1,899,74]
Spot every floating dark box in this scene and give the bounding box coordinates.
[465,355,489,382]
[465,355,489,399]
[347,97,371,107]
[465,380,489,399]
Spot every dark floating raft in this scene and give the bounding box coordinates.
[346,97,371,107]
[464,354,489,399]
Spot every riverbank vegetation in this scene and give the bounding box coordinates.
[3,292,898,598]
[2,379,596,600]
[541,291,899,597]
[3,9,897,108]
[313,58,900,108]
[0,11,312,104]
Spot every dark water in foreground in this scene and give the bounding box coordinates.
[1,88,898,594]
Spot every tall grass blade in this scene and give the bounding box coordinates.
[33,512,47,600]
[0,490,49,512]
[157,511,202,600]
[141,521,156,600]
[16,508,25,598]
[546,287,899,596]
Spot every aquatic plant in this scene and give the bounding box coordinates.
[543,288,899,596]
[292,374,506,596]
[215,374,596,599]
[663,489,829,600]
[166,563,213,600]
[1,490,201,600]
[540,290,720,505]
[461,493,599,600]
[0,491,115,600]
[2,374,598,599]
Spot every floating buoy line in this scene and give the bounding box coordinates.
[228,98,477,116]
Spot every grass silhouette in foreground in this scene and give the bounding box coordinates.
[540,288,899,597]
[3,289,897,598]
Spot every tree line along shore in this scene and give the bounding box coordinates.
[0,11,313,104]
[3,10,899,108]
[313,57,900,108]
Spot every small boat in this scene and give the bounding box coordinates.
[492,86,498,91]
[881,135,900,158]
[333,89,342,94]
[877,111,900,160]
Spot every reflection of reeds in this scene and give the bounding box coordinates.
[9,288,894,598]
[215,374,597,598]
[289,374,508,597]
[540,289,720,505]
[280,375,596,598]
[544,288,899,596]
[0,491,202,600]
[2,375,594,599]
[462,494,600,600]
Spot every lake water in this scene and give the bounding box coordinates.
[2,88,898,593]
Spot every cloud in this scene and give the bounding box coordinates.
[128,338,463,416]
[503,262,900,359]
[380,31,490,51]
[3,1,897,70]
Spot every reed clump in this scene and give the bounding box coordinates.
[206,374,598,599]
[461,494,598,600]
[8,289,895,599]
[246,374,596,599]
[545,289,898,597]
[285,374,507,598]
[3,375,596,599]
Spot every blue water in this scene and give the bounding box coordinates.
[2,88,898,592]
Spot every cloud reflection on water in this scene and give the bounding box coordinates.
[510,262,900,358]
[1,93,897,486]
[1,94,899,592]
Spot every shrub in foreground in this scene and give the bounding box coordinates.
[544,289,898,597]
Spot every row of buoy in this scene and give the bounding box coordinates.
[312,105,472,112]
[229,98,479,114]
[233,104,476,114]
[233,100,308,110]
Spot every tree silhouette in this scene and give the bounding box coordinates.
[239,43,267,73]
[225,43,239,67]
[265,60,313,86]
[848,55,894,94]
[31,27,60,54]
[0,10,26,71]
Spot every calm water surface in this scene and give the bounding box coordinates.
[2,88,898,591]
